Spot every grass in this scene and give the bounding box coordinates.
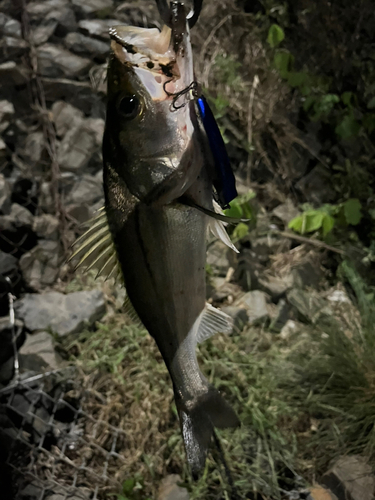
[59,262,375,499]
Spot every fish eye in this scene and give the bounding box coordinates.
[116,94,140,119]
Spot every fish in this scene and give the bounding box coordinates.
[71,3,240,476]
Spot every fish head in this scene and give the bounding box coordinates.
[104,19,205,204]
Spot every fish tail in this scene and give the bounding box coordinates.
[174,385,239,478]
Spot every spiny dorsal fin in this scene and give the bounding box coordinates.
[195,303,233,344]
[69,208,122,283]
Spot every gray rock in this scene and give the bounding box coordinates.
[38,181,54,213]
[19,240,62,291]
[31,20,58,46]
[72,0,113,14]
[269,299,291,333]
[42,77,103,115]
[234,290,269,325]
[220,306,248,332]
[0,173,11,214]
[22,131,45,164]
[286,289,335,327]
[65,204,91,224]
[0,250,18,274]
[279,320,299,341]
[51,100,84,138]
[64,32,109,59]
[0,36,28,58]
[8,203,34,228]
[57,121,97,172]
[296,166,336,205]
[66,174,103,205]
[327,289,351,305]
[0,316,25,365]
[78,19,118,39]
[19,331,62,371]
[232,249,264,291]
[291,261,322,289]
[0,100,15,134]
[45,4,77,33]
[157,475,189,500]
[207,241,231,276]
[27,0,69,18]
[37,43,92,78]
[85,117,105,146]
[0,61,29,86]
[250,236,291,263]
[32,214,59,240]
[209,279,241,303]
[15,289,106,336]
[272,199,300,225]
[0,13,22,38]
[322,455,375,500]
[0,356,14,384]
[258,274,292,300]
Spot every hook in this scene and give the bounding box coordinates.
[155,0,203,28]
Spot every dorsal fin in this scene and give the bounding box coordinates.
[195,303,233,344]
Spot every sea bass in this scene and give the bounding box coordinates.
[72,3,239,475]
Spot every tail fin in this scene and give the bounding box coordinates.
[175,385,239,477]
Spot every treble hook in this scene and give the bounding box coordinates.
[155,0,203,28]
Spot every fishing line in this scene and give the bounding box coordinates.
[163,80,199,110]
[212,430,241,500]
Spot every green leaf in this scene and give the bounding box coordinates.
[341,91,355,107]
[232,222,249,240]
[343,198,362,225]
[303,95,315,112]
[288,215,303,233]
[303,212,324,233]
[122,478,136,495]
[224,203,243,219]
[367,96,375,109]
[287,71,308,88]
[322,214,335,236]
[363,113,375,133]
[267,24,285,48]
[273,50,294,78]
[335,114,361,140]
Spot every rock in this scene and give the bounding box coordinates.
[220,306,248,332]
[42,77,103,116]
[32,214,59,240]
[22,131,45,164]
[209,278,242,304]
[0,137,7,159]
[327,289,351,304]
[232,248,264,291]
[157,475,189,500]
[286,289,335,328]
[0,174,11,214]
[64,32,109,60]
[279,319,299,341]
[57,121,98,172]
[27,0,69,18]
[234,290,269,325]
[257,274,292,300]
[0,357,14,384]
[38,182,54,213]
[207,241,231,276]
[0,13,22,38]
[307,485,338,500]
[0,36,28,59]
[250,236,291,263]
[291,260,322,289]
[86,117,105,145]
[296,166,336,205]
[19,331,62,371]
[78,19,118,39]
[0,61,29,86]
[269,299,291,332]
[15,289,106,336]
[37,44,92,78]
[8,203,33,228]
[322,455,375,500]
[72,0,114,14]
[31,20,58,46]
[0,250,18,275]
[0,316,25,366]
[66,204,91,224]
[272,199,300,225]
[19,240,62,290]
[66,174,103,205]
[0,100,15,133]
[51,100,84,138]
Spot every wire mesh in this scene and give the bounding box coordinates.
[0,368,128,500]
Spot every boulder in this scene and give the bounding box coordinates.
[0,173,11,214]
[0,61,29,86]
[57,121,98,172]
[15,289,106,336]
[22,131,45,164]
[51,100,84,138]
[19,331,62,371]
[322,455,375,500]
[30,20,58,46]
[234,290,269,325]
[0,36,28,59]
[78,19,118,39]
[0,250,18,275]
[66,174,103,205]
[64,32,109,60]
[0,13,22,38]
[19,240,62,290]
[36,43,92,78]
[286,288,334,327]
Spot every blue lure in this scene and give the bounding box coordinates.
[196,95,237,208]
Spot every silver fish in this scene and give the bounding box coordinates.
[72,4,239,475]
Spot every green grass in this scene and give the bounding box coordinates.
[61,262,375,499]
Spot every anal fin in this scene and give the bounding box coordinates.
[195,303,233,344]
